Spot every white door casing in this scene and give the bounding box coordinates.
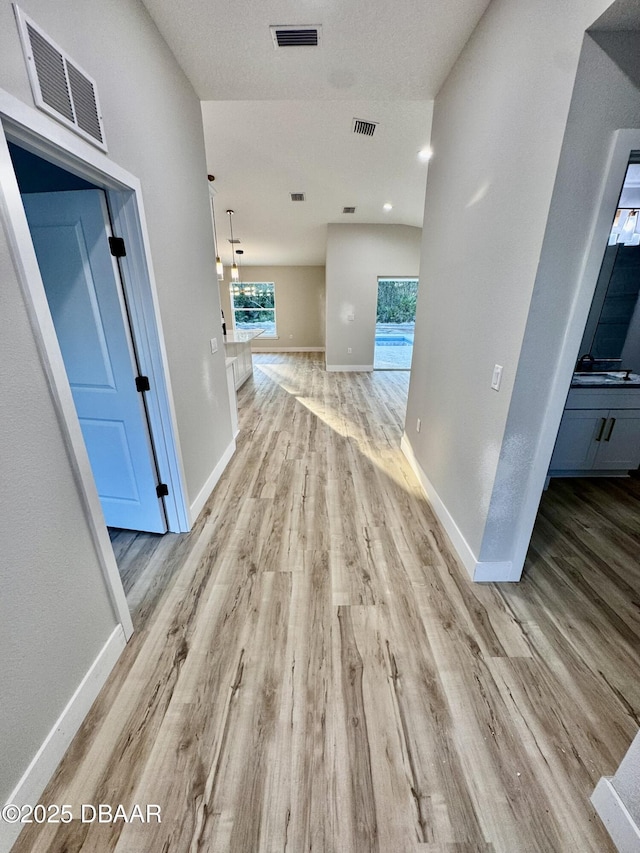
[0,86,193,635]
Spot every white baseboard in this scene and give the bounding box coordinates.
[189,437,236,526]
[400,434,514,583]
[325,364,373,372]
[1,625,127,853]
[474,560,515,582]
[592,777,640,853]
[252,346,325,352]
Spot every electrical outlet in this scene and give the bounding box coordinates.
[210,337,218,354]
[416,418,421,433]
[289,334,293,339]
[491,364,503,391]
[347,347,352,354]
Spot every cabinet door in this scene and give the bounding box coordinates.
[593,410,640,470]
[549,410,606,470]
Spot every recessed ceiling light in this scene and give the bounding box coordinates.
[383,203,393,211]
[418,147,433,162]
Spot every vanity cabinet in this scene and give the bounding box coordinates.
[549,388,640,475]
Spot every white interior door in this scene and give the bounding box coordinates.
[22,189,167,533]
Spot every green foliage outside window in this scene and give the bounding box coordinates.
[376,279,418,323]
[231,282,276,335]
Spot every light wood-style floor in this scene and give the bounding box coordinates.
[13,353,640,852]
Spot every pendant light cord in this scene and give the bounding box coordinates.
[210,197,219,257]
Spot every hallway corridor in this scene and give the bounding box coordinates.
[12,354,637,852]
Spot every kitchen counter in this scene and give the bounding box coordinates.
[224,329,264,389]
[223,329,265,344]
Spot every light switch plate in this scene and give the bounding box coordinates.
[210,337,218,354]
[491,364,503,391]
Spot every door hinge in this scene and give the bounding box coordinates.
[109,236,126,257]
[156,483,169,498]
[135,375,150,393]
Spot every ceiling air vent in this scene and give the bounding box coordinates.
[290,193,306,202]
[353,118,377,137]
[14,6,107,151]
[270,25,321,49]
[343,207,356,214]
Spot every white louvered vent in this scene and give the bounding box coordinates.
[14,6,107,151]
[290,193,306,202]
[342,206,356,214]
[353,118,377,137]
[270,25,321,49]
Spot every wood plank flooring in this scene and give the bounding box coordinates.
[12,353,640,852]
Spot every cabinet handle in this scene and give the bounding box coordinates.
[604,417,616,442]
[595,417,607,441]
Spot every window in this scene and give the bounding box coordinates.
[230,282,277,337]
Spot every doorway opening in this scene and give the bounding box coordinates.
[9,142,168,535]
[529,153,640,581]
[1,109,192,633]
[374,278,418,370]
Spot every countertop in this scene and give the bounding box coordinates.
[571,371,640,388]
[224,329,265,344]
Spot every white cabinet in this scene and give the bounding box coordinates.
[225,358,239,437]
[549,387,640,476]
[224,330,263,390]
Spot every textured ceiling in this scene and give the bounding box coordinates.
[142,0,492,101]
[141,0,492,264]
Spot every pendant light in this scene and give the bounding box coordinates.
[227,209,239,282]
[235,249,244,286]
[207,176,224,280]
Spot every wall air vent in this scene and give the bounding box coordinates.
[353,118,377,137]
[290,193,306,202]
[270,25,321,49]
[14,6,107,151]
[343,207,356,214]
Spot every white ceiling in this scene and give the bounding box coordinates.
[201,100,433,266]
[141,0,493,265]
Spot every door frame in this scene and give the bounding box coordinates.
[510,128,640,579]
[0,88,191,637]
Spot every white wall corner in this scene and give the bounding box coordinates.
[401,434,518,583]
[325,364,373,372]
[592,777,640,853]
[0,625,127,853]
[401,433,476,579]
[473,561,515,582]
[189,437,236,526]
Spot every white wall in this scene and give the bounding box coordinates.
[0,228,120,806]
[0,0,231,817]
[404,0,615,576]
[481,30,640,571]
[325,224,422,370]
[219,265,326,350]
[0,0,233,510]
